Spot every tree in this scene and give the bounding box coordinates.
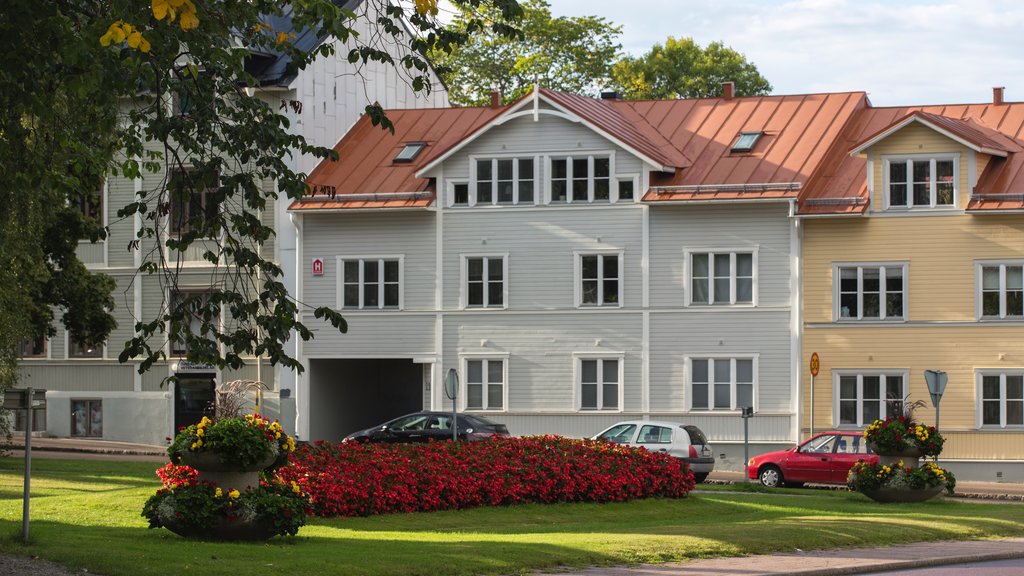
[610,36,772,100]
[0,0,522,436]
[432,0,621,106]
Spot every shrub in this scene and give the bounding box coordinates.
[281,435,694,517]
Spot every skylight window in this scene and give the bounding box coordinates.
[732,132,762,153]
[394,142,426,163]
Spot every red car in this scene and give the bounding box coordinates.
[747,431,879,487]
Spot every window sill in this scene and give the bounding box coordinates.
[833,318,907,324]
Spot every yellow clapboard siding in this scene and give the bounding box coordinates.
[804,216,1024,323]
[803,326,1024,460]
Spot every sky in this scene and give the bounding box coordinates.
[537,0,1024,106]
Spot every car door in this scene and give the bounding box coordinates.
[383,414,430,443]
[829,434,872,483]
[784,434,837,483]
[636,424,673,456]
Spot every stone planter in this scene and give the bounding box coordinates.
[162,516,278,541]
[861,485,944,504]
[181,451,276,491]
[867,443,924,467]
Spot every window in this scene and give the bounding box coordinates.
[465,358,504,411]
[68,334,103,359]
[339,257,402,309]
[688,251,755,305]
[617,178,635,201]
[394,142,425,163]
[835,372,906,427]
[979,263,1024,319]
[452,183,469,206]
[688,357,756,411]
[550,156,611,203]
[473,158,535,205]
[169,168,220,237]
[71,399,103,437]
[170,291,215,355]
[835,264,906,320]
[579,357,620,411]
[885,156,956,208]
[731,132,762,153]
[979,372,1024,428]
[597,423,636,443]
[464,256,505,308]
[18,337,47,359]
[577,253,621,307]
[77,185,103,224]
[637,424,672,444]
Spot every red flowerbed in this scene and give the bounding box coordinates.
[280,435,694,517]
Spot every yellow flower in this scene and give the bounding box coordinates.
[196,428,204,436]
[195,438,203,447]
[228,489,240,499]
[190,442,198,450]
[291,481,301,495]
[215,487,222,498]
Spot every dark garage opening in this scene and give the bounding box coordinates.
[308,358,425,441]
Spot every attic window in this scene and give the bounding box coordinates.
[732,132,762,153]
[394,142,426,163]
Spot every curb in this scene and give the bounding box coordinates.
[780,549,1024,575]
[704,478,1024,503]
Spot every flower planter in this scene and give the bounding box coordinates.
[161,515,278,541]
[181,451,277,491]
[861,485,944,504]
[867,442,923,459]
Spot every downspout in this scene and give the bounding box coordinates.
[288,211,305,439]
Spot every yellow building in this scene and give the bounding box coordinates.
[799,91,1024,481]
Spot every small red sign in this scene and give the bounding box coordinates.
[809,352,820,377]
[311,257,324,276]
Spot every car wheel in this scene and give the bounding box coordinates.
[784,481,805,488]
[693,473,708,483]
[758,465,783,488]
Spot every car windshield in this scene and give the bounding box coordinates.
[598,424,636,444]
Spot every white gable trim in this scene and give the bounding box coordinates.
[416,89,670,177]
[849,116,1009,158]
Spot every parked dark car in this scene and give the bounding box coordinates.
[343,411,510,443]
[746,431,879,487]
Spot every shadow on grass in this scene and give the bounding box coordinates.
[0,458,157,492]
[0,519,622,576]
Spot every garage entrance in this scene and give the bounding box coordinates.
[307,358,426,441]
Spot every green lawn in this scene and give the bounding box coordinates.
[1,458,1022,576]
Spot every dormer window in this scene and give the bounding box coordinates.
[731,132,761,153]
[394,142,425,163]
[884,155,957,209]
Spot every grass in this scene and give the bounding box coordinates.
[1,458,1022,576]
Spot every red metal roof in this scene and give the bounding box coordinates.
[800,102,1024,214]
[295,87,1024,214]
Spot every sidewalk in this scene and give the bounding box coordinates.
[3,437,166,461]
[556,538,1024,576]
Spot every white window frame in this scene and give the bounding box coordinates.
[335,255,405,310]
[574,250,624,308]
[832,370,909,428]
[460,354,509,412]
[976,260,1024,320]
[167,289,223,357]
[882,153,959,210]
[976,370,1024,429]
[448,180,469,207]
[547,152,616,204]
[468,155,539,206]
[460,253,509,309]
[685,355,758,412]
[65,331,105,360]
[614,174,640,204]
[683,248,759,306]
[574,352,625,412]
[832,262,908,321]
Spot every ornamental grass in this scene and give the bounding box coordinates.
[282,435,694,517]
